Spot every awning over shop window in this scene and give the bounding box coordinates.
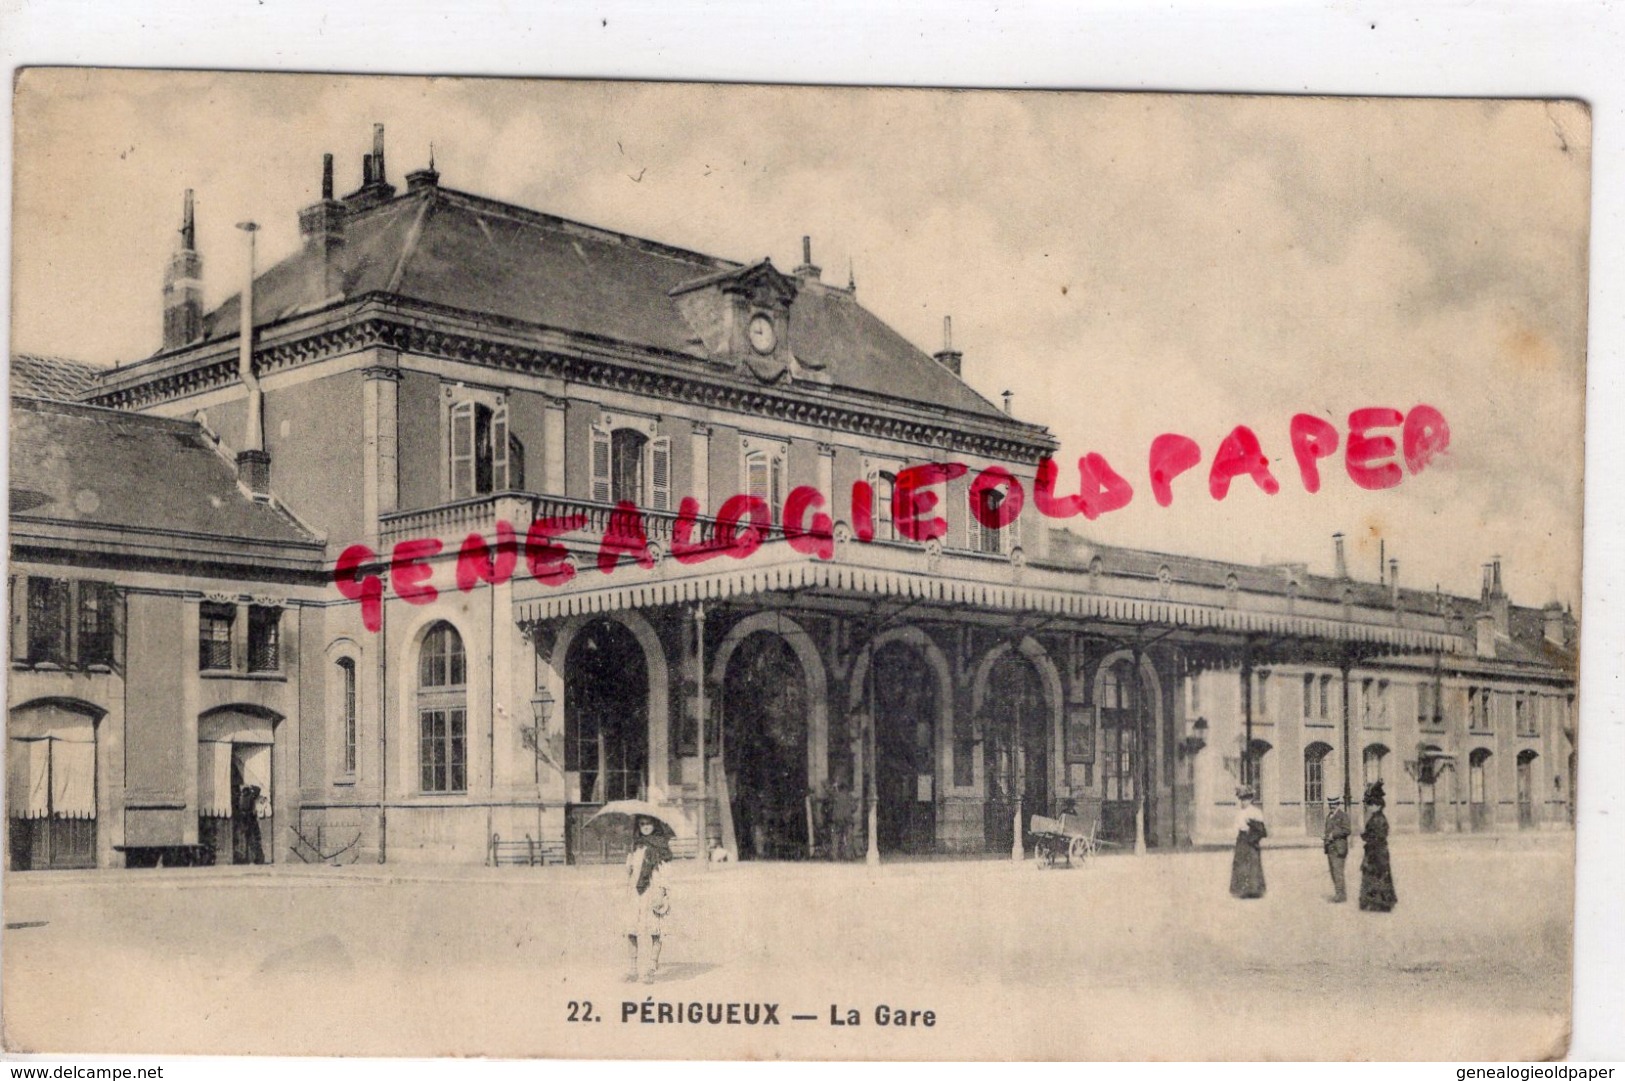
[8,739,49,820]
[198,741,233,818]
[239,743,273,818]
[50,739,96,820]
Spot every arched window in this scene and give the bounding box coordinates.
[335,657,358,776]
[589,421,670,511]
[1241,739,1271,804]
[1304,742,1331,805]
[611,428,648,505]
[1362,744,1388,790]
[871,471,896,541]
[418,623,467,793]
[1304,741,1333,833]
[744,446,786,524]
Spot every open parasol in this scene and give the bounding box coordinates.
[586,799,688,837]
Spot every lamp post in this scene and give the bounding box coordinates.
[528,687,554,785]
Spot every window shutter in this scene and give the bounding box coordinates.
[770,456,784,523]
[449,400,475,500]
[746,452,769,504]
[1009,484,1023,554]
[965,487,984,552]
[491,403,510,492]
[590,427,612,502]
[9,576,25,664]
[649,437,672,511]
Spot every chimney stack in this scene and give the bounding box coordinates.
[1333,532,1348,579]
[161,189,204,351]
[1389,558,1400,606]
[1543,602,1572,648]
[1001,390,1014,415]
[299,154,348,297]
[1485,556,1510,635]
[343,124,397,209]
[933,315,964,377]
[1474,610,1497,658]
[793,235,821,283]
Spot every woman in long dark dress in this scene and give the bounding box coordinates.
[1359,780,1398,912]
[1229,786,1267,899]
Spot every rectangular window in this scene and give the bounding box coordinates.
[1417,682,1437,726]
[420,708,467,792]
[247,606,281,672]
[1255,671,1270,719]
[1319,675,1332,719]
[199,603,235,671]
[340,659,358,775]
[1302,674,1314,719]
[26,577,70,665]
[1515,696,1534,736]
[76,582,116,667]
[1377,679,1390,728]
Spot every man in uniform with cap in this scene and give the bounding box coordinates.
[1322,793,1351,903]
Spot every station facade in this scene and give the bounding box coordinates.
[7,129,1577,869]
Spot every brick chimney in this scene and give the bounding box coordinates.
[933,315,963,377]
[162,189,204,350]
[793,235,821,284]
[342,123,398,211]
[1543,601,1572,648]
[1482,557,1510,635]
[1474,610,1497,658]
[298,153,347,298]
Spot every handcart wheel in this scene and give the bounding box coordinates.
[1069,836,1088,865]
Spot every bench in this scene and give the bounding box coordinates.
[488,833,565,867]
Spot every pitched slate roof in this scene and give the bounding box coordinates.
[1046,528,1573,669]
[9,396,319,546]
[10,354,104,402]
[191,184,1012,422]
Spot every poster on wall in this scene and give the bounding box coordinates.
[4,68,1586,1061]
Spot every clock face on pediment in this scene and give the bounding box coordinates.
[748,312,778,355]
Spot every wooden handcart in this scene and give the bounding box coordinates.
[1028,812,1107,868]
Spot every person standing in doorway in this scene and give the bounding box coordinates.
[1359,781,1398,912]
[624,816,672,982]
[1322,794,1351,903]
[1229,786,1267,899]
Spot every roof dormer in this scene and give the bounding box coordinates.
[669,258,800,383]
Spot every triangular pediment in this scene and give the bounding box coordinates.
[669,258,800,308]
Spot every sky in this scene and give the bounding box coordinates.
[8,71,1590,609]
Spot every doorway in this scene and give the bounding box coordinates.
[983,651,1048,854]
[564,618,649,864]
[872,641,936,854]
[722,631,809,860]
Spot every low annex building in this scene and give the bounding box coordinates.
[7,128,1577,869]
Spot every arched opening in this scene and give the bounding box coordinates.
[872,640,937,855]
[1362,743,1390,792]
[1303,741,1334,834]
[564,618,649,864]
[417,621,467,795]
[1417,743,1445,832]
[722,631,808,860]
[1242,738,1273,808]
[1516,749,1539,829]
[1469,748,1494,832]
[198,706,279,865]
[8,699,101,870]
[983,651,1048,854]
